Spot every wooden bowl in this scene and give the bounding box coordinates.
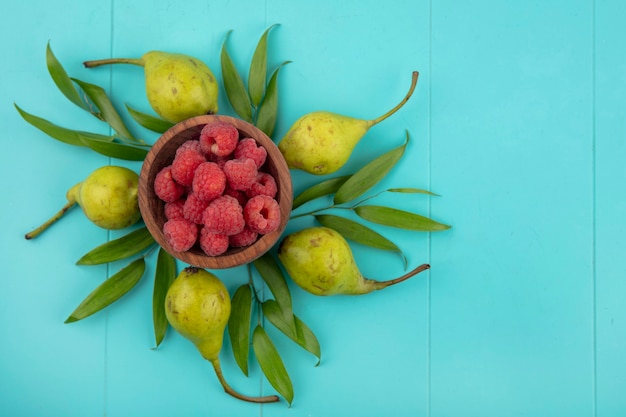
[138,115,292,269]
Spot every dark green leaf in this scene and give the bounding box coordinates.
[46,42,89,111]
[80,136,149,161]
[228,285,252,376]
[71,78,137,141]
[253,253,295,333]
[248,24,278,107]
[126,104,175,133]
[315,214,406,267]
[389,187,439,196]
[256,61,290,137]
[15,104,114,147]
[334,133,408,205]
[262,300,321,363]
[292,175,351,210]
[252,325,294,405]
[76,227,155,265]
[65,258,146,323]
[355,205,451,231]
[153,248,177,348]
[221,31,252,122]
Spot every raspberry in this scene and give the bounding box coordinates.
[171,148,206,186]
[183,192,210,224]
[223,158,258,191]
[244,195,281,234]
[246,172,278,198]
[154,165,185,202]
[200,122,239,157]
[235,138,267,168]
[203,195,245,236]
[163,219,198,252]
[176,139,202,156]
[164,198,186,220]
[199,227,229,256]
[224,187,248,207]
[229,227,259,248]
[192,162,227,202]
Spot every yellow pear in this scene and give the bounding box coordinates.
[278,71,418,175]
[84,51,218,122]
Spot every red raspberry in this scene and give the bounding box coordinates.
[224,187,248,207]
[235,138,267,168]
[199,122,239,157]
[154,165,186,202]
[229,227,259,248]
[163,219,197,252]
[164,198,186,220]
[176,139,202,156]
[203,195,245,236]
[199,227,229,256]
[244,195,281,234]
[223,158,258,191]
[183,192,210,224]
[171,148,206,186]
[246,172,278,198]
[192,162,227,202]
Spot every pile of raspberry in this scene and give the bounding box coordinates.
[153,121,281,256]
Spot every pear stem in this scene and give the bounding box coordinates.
[210,359,279,403]
[83,58,144,68]
[369,263,430,291]
[369,71,419,127]
[24,199,77,240]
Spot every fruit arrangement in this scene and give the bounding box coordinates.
[17,26,451,406]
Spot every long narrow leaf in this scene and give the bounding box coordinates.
[153,248,177,348]
[228,285,252,376]
[76,227,155,265]
[80,136,149,161]
[46,42,89,111]
[388,187,439,196]
[292,175,351,210]
[253,253,295,332]
[126,104,174,133]
[252,326,294,405]
[334,133,408,205]
[221,31,252,122]
[355,205,451,231]
[65,258,146,323]
[255,61,290,137]
[248,24,278,107]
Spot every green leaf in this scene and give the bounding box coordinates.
[80,136,149,161]
[292,175,351,210]
[355,205,451,231]
[71,78,137,141]
[126,104,175,133]
[65,258,146,323]
[262,300,321,363]
[15,104,114,147]
[334,133,408,205]
[46,42,89,111]
[252,325,294,405]
[253,253,295,332]
[255,61,290,137]
[221,31,253,122]
[315,214,406,267]
[389,187,439,196]
[153,248,177,348]
[248,24,278,107]
[228,285,252,376]
[76,227,155,265]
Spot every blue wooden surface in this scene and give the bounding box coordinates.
[1,0,625,416]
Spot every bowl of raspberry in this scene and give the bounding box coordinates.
[138,115,293,269]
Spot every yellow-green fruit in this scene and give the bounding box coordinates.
[278,226,430,296]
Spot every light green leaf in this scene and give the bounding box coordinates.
[46,42,89,111]
[253,253,295,333]
[80,136,149,161]
[248,24,278,107]
[355,205,451,231]
[255,61,290,137]
[65,258,146,323]
[334,132,408,205]
[153,248,176,348]
[252,325,294,405]
[76,227,155,265]
[126,104,175,133]
[228,285,252,376]
[292,175,351,210]
[389,187,439,196]
[221,31,252,122]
